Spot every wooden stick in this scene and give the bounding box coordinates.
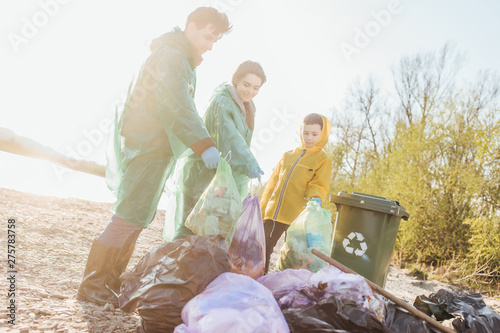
[311,249,455,333]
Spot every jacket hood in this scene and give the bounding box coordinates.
[300,114,331,151]
[149,27,202,67]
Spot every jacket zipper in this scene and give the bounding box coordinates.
[273,149,307,221]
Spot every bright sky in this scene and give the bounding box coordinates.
[1,0,499,204]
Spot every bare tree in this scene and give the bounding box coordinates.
[349,76,382,157]
[463,70,500,121]
[392,42,463,125]
[330,76,385,186]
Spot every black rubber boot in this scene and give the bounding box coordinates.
[107,232,140,295]
[77,240,121,307]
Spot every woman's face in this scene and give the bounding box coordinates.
[235,73,263,103]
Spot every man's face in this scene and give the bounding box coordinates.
[185,22,220,57]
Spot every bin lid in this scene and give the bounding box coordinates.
[330,191,410,220]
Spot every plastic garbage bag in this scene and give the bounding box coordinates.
[119,235,232,333]
[228,195,266,279]
[162,156,191,242]
[174,272,290,333]
[309,265,385,322]
[259,265,385,323]
[413,289,500,333]
[185,158,242,244]
[283,296,390,333]
[257,268,313,300]
[384,300,437,333]
[278,201,332,272]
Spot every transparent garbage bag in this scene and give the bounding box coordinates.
[259,266,386,329]
[174,272,290,333]
[277,201,333,272]
[228,195,266,279]
[257,268,314,300]
[309,265,386,322]
[162,156,194,241]
[185,158,242,244]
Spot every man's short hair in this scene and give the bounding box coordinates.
[231,61,266,86]
[303,113,323,130]
[185,7,232,37]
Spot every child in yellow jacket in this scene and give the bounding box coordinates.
[260,113,332,273]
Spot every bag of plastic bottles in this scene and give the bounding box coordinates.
[185,158,242,244]
[277,201,332,272]
[228,195,266,279]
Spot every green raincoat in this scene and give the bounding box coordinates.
[173,83,260,233]
[106,27,215,227]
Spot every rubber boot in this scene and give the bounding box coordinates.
[107,233,139,295]
[77,240,121,307]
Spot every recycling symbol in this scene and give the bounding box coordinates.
[342,232,368,256]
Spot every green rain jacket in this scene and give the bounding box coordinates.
[174,83,260,230]
[106,27,215,227]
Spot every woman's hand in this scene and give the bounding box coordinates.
[247,167,264,181]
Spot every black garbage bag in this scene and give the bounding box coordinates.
[118,234,232,333]
[384,300,439,333]
[283,296,390,333]
[414,289,500,333]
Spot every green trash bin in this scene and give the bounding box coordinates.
[329,191,410,288]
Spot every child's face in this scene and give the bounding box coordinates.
[302,123,322,147]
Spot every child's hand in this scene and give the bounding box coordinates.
[309,197,322,205]
[247,167,264,181]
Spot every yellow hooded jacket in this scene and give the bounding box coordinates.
[260,115,332,225]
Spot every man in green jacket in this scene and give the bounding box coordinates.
[77,7,232,307]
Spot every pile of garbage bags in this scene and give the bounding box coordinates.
[119,233,500,332]
[118,160,500,332]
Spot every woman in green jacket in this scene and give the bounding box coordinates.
[171,60,266,240]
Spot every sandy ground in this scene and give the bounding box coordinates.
[0,187,499,332]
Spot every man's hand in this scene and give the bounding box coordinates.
[201,147,220,169]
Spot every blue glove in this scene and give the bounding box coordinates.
[310,197,322,205]
[247,167,264,181]
[201,146,220,169]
